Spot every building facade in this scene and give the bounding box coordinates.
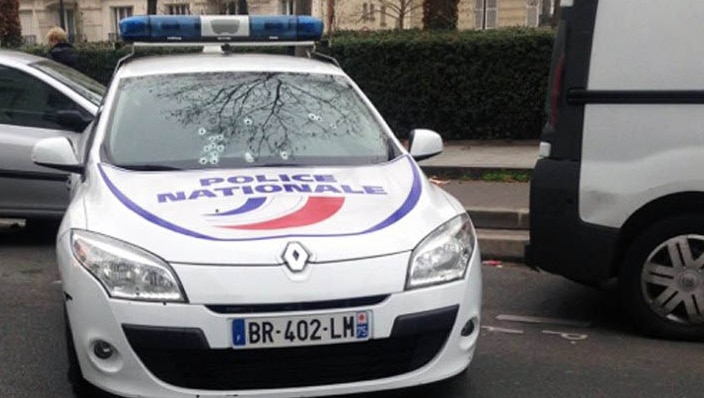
[320,0,548,31]
[18,0,550,44]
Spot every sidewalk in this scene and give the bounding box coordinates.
[418,140,539,174]
[418,140,540,261]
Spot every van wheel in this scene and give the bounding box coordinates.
[620,215,704,340]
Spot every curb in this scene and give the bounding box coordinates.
[467,207,529,230]
[465,207,529,261]
[477,229,528,261]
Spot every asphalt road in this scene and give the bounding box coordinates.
[0,223,702,398]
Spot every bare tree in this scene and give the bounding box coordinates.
[358,0,422,30]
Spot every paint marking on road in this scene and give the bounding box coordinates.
[481,325,524,335]
[496,314,592,328]
[542,330,589,341]
[50,280,62,286]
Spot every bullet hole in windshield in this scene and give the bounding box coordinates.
[308,113,323,122]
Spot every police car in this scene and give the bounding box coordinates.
[32,15,482,398]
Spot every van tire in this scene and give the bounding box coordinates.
[619,215,704,340]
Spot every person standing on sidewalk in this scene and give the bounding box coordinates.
[46,27,78,69]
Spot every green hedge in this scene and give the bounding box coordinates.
[322,29,555,140]
[25,29,554,140]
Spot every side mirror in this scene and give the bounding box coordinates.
[56,110,92,133]
[32,137,84,174]
[408,129,443,161]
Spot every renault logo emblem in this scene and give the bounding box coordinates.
[282,242,310,272]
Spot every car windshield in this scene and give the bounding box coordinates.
[31,60,105,106]
[105,71,397,169]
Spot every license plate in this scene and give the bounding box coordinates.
[231,311,372,349]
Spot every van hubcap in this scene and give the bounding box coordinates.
[641,235,704,324]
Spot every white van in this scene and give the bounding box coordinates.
[526,0,704,340]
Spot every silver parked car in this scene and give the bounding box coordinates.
[0,50,104,224]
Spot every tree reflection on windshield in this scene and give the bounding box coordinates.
[108,71,392,168]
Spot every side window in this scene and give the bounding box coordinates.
[0,65,86,130]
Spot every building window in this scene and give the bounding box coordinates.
[362,3,375,22]
[221,1,244,15]
[527,0,540,27]
[167,4,190,15]
[281,0,295,15]
[112,6,133,37]
[486,0,498,28]
[380,5,387,27]
[475,0,498,29]
[53,8,76,40]
[19,11,34,37]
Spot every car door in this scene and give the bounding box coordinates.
[0,64,90,219]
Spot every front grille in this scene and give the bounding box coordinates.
[206,295,389,314]
[130,331,450,390]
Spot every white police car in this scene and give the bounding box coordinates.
[32,15,482,398]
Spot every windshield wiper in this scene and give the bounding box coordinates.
[113,164,183,171]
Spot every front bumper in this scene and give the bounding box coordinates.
[58,236,482,398]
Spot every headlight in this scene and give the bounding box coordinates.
[71,230,186,302]
[407,214,475,290]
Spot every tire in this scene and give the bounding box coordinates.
[619,214,704,340]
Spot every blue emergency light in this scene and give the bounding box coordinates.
[119,15,324,43]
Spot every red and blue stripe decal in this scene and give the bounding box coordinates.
[220,196,345,230]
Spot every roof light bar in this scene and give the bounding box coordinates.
[119,15,324,43]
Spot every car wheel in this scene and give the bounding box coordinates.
[620,215,704,340]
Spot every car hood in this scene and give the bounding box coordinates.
[83,156,461,264]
